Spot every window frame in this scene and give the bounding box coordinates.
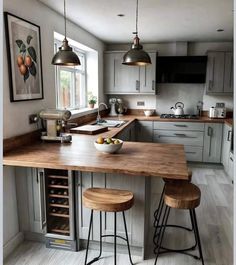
[54,39,87,110]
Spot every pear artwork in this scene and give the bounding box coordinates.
[15,35,37,82]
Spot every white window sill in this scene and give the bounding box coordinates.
[70,107,98,119]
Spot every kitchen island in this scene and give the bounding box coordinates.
[3,121,189,258]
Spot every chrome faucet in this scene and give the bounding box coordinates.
[97,102,108,122]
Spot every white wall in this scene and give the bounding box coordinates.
[3,0,105,253]
[3,0,105,139]
[106,42,233,113]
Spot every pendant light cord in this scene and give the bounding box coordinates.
[136,0,138,35]
[64,0,67,39]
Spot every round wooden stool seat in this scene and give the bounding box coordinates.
[164,182,200,209]
[83,188,134,212]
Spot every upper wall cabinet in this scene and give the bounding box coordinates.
[205,51,233,94]
[104,51,157,95]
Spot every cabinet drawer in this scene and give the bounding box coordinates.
[153,130,204,146]
[184,146,203,162]
[153,122,204,131]
[137,121,153,128]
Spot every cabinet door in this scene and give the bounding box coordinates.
[203,123,223,163]
[15,167,46,234]
[140,52,156,94]
[77,172,106,240]
[221,124,232,171]
[104,52,139,94]
[136,121,153,142]
[205,52,224,93]
[223,52,233,93]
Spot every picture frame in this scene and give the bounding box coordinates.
[4,12,44,102]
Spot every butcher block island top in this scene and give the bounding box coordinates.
[3,132,188,180]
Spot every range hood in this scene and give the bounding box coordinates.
[156,56,207,84]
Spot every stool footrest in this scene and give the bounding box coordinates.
[101,234,128,242]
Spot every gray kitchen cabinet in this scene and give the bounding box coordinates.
[206,51,233,94]
[76,171,145,248]
[15,167,46,234]
[115,121,136,141]
[221,124,233,171]
[153,121,204,162]
[136,121,153,142]
[104,51,157,95]
[104,52,139,94]
[139,52,157,94]
[203,123,223,163]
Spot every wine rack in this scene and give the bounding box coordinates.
[45,169,73,238]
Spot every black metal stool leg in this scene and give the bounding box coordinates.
[153,193,165,245]
[122,211,134,265]
[84,210,93,265]
[114,212,117,265]
[154,206,170,265]
[153,186,165,226]
[192,209,205,265]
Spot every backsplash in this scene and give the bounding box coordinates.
[107,84,233,115]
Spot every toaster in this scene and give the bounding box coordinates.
[215,107,226,118]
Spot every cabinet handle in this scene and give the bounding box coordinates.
[230,157,234,162]
[174,124,187,127]
[152,80,155,91]
[207,126,213,156]
[227,130,232,141]
[207,126,213,136]
[136,80,140,90]
[174,133,186,137]
[186,151,197,154]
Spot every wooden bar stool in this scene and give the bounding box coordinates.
[154,181,204,265]
[83,187,134,265]
[153,170,193,244]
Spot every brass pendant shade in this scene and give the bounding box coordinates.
[122,0,151,66]
[122,35,151,66]
[52,0,80,66]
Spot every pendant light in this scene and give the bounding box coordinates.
[123,0,151,66]
[52,0,80,66]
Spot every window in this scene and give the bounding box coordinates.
[54,40,86,109]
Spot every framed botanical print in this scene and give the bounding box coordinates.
[4,12,44,102]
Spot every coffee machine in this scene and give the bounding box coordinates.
[39,109,72,142]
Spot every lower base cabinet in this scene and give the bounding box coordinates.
[15,167,46,234]
[203,123,223,163]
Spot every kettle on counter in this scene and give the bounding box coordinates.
[171,102,184,115]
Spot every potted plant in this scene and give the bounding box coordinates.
[88,95,97,108]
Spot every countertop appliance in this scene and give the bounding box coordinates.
[208,103,226,118]
[109,98,118,116]
[39,109,72,142]
[160,114,198,119]
[171,102,184,115]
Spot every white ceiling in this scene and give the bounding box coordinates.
[39,0,233,44]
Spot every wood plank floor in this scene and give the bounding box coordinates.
[4,166,233,265]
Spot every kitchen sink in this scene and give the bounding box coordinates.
[92,119,126,128]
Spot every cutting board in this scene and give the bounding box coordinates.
[70,125,108,135]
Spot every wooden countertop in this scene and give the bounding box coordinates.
[121,115,232,124]
[3,135,188,180]
[4,114,232,180]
